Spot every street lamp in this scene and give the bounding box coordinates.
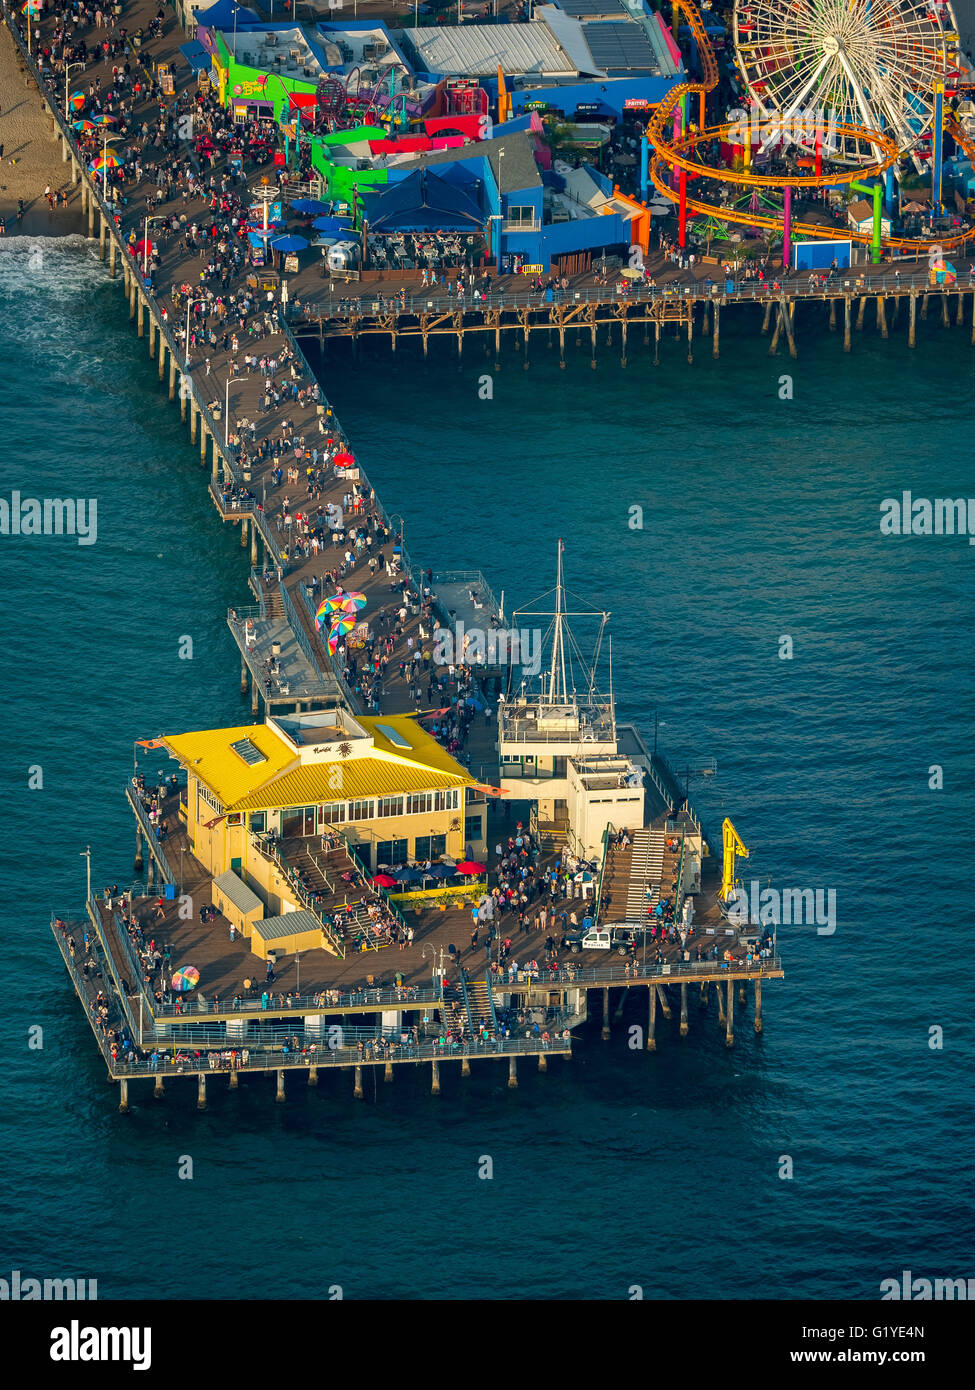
[99,132,122,203]
[80,845,92,903]
[64,61,84,118]
[143,213,165,279]
[183,295,208,368]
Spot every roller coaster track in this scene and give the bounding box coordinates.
[647,1,975,254]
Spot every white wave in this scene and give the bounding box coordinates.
[0,234,95,252]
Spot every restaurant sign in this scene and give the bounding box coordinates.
[623,97,650,110]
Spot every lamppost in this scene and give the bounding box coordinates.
[142,212,165,279]
[64,61,84,118]
[183,295,208,368]
[681,758,716,809]
[99,132,122,203]
[80,845,92,903]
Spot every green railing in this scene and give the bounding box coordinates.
[593,823,616,929]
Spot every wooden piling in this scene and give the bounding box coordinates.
[712,300,720,357]
[828,298,837,331]
[909,292,917,347]
[655,983,672,1020]
[687,305,693,364]
[653,319,660,366]
[679,982,689,1037]
[957,291,965,327]
[855,295,866,331]
[538,1051,547,1072]
[276,1069,285,1103]
[508,1055,518,1089]
[843,295,852,352]
[754,979,763,1034]
[725,980,735,1047]
[384,1060,394,1082]
[308,1065,318,1086]
[877,295,887,338]
[601,987,610,1040]
[768,309,781,356]
[229,1067,238,1089]
[761,299,772,334]
[647,982,657,1051]
[197,1073,207,1110]
[460,1057,470,1077]
[354,1064,364,1098]
[921,293,929,321]
[781,299,797,359]
[153,1075,164,1098]
[941,293,950,327]
[168,356,176,401]
[118,1078,129,1113]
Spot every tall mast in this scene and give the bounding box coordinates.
[548,539,566,704]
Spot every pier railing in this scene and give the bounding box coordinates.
[125,787,175,886]
[507,955,783,989]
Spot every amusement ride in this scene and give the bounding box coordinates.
[645,0,975,262]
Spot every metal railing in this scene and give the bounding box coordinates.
[502,955,784,989]
[124,787,176,885]
[593,822,614,929]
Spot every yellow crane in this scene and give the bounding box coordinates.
[721,817,749,903]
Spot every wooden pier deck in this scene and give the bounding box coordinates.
[8,0,789,1104]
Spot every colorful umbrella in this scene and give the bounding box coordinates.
[455,861,487,875]
[93,114,117,126]
[171,965,200,991]
[69,91,86,111]
[327,629,341,655]
[314,599,331,626]
[336,590,366,610]
[332,450,355,468]
[72,119,95,131]
[90,152,121,171]
[328,613,357,636]
[371,872,398,887]
[22,1,41,14]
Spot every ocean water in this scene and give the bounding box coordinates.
[2,240,973,1300]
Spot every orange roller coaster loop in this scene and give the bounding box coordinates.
[646,0,975,255]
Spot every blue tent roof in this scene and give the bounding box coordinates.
[179,40,211,72]
[360,169,484,233]
[194,0,260,30]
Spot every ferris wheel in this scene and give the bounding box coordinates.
[733,0,958,164]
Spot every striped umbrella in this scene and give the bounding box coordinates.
[335,590,367,610]
[328,612,357,637]
[171,965,200,991]
[72,119,95,131]
[89,152,121,171]
[22,1,41,14]
[69,91,86,111]
[93,114,117,126]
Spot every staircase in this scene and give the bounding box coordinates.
[467,977,496,1035]
[597,829,672,921]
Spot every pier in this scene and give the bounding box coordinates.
[8,0,786,1109]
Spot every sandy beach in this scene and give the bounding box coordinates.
[0,19,87,236]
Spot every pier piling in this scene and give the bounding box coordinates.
[654,319,660,366]
[768,309,781,356]
[153,1075,164,1098]
[781,299,797,359]
[168,356,176,401]
[118,1078,129,1113]
[761,300,772,334]
[384,1060,394,1083]
[687,309,693,364]
[921,293,929,321]
[828,298,837,331]
[98,216,106,261]
[354,1064,364,1098]
[308,1065,318,1086]
[909,292,917,347]
[197,1073,207,1110]
[877,296,887,338]
[843,296,852,352]
[134,829,143,874]
[229,1068,238,1089]
[430,1060,440,1095]
[647,982,657,1051]
[508,1056,518,1089]
[460,1057,470,1077]
[137,298,145,339]
[957,292,965,327]
[656,984,672,1020]
[538,1052,547,1072]
[601,987,611,1040]
[148,319,157,360]
[712,301,720,357]
[941,293,950,328]
[855,296,866,331]
[275,1069,285,1103]
[109,240,117,278]
[725,981,735,1048]
[754,979,763,1034]
[680,982,689,1037]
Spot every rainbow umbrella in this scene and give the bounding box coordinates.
[22,1,41,14]
[329,613,357,637]
[93,114,117,126]
[314,598,332,626]
[171,965,200,992]
[69,91,86,111]
[90,152,121,171]
[337,590,366,610]
[72,119,95,132]
[327,629,341,655]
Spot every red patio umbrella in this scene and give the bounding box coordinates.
[333,451,355,468]
[455,861,486,875]
[371,872,397,887]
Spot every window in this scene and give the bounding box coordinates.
[377,838,408,866]
[376,795,405,819]
[506,205,535,227]
[407,792,435,816]
[414,834,446,860]
[433,788,459,811]
[348,799,374,822]
[249,812,266,833]
[318,802,346,827]
[465,815,483,845]
[197,783,222,814]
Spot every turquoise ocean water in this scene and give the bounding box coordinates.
[1,240,973,1299]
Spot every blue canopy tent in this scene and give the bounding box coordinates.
[194,0,260,28]
[312,215,350,234]
[178,40,212,72]
[359,169,484,234]
[291,198,331,215]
